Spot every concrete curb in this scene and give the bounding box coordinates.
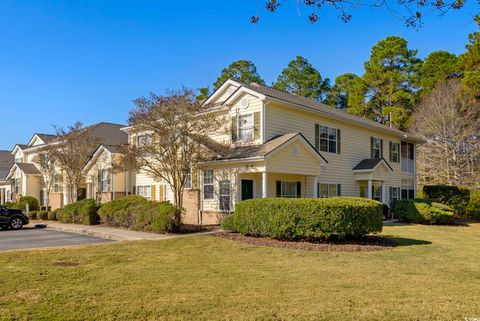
[35,221,222,241]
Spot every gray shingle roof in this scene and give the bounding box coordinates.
[35,133,57,144]
[201,132,327,163]
[227,81,424,143]
[16,163,41,175]
[0,150,14,169]
[353,158,393,171]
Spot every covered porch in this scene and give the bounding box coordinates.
[353,158,393,204]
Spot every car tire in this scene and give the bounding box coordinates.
[9,217,24,230]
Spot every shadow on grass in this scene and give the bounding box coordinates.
[384,236,432,246]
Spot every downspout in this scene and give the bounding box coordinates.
[198,169,203,225]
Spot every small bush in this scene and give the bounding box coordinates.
[395,199,455,225]
[423,185,470,215]
[16,196,40,211]
[55,210,63,222]
[57,199,100,225]
[26,211,38,220]
[99,196,180,233]
[48,211,57,221]
[98,195,148,226]
[4,202,16,208]
[466,189,480,221]
[37,211,48,220]
[221,197,383,240]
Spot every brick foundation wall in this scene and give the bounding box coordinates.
[182,189,200,225]
[200,211,229,225]
[49,193,63,210]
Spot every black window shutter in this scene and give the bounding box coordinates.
[380,139,384,158]
[296,181,301,198]
[337,129,341,154]
[276,181,281,197]
[132,186,136,195]
[389,141,392,162]
[231,116,237,142]
[314,124,320,151]
[337,184,341,196]
[370,137,374,158]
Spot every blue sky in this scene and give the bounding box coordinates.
[0,0,477,150]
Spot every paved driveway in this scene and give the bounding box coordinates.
[0,225,113,251]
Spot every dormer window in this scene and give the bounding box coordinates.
[231,112,260,143]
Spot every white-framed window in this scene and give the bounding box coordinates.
[359,183,367,198]
[99,169,109,192]
[318,183,340,198]
[203,170,214,200]
[390,186,400,206]
[316,125,339,154]
[372,184,382,202]
[389,142,400,163]
[184,171,192,189]
[401,179,415,199]
[53,175,60,193]
[137,134,152,147]
[371,137,383,159]
[238,114,254,142]
[276,181,301,198]
[136,185,151,200]
[14,178,20,194]
[219,180,231,212]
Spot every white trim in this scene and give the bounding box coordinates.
[264,134,327,165]
[223,87,266,106]
[203,79,242,106]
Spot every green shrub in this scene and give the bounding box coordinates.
[4,202,15,208]
[221,197,383,240]
[99,196,180,233]
[57,199,100,225]
[395,199,455,225]
[16,196,40,211]
[26,211,38,220]
[98,195,148,226]
[55,210,63,222]
[133,202,181,233]
[423,185,470,215]
[37,211,48,220]
[466,189,480,221]
[48,211,57,221]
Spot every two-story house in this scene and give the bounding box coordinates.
[113,79,422,225]
[4,123,128,209]
[0,150,14,205]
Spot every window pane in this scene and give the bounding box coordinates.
[328,140,337,153]
[319,126,328,139]
[328,127,337,140]
[320,139,328,152]
[204,185,214,199]
[328,184,337,197]
[281,181,297,198]
[204,170,213,184]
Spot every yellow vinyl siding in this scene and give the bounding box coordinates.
[264,102,411,203]
[266,142,321,176]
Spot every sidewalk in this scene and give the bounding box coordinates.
[36,221,221,241]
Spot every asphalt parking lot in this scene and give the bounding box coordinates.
[0,225,113,251]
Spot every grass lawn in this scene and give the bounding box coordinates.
[1,223,480,321]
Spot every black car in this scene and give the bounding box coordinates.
[0,205,29,230]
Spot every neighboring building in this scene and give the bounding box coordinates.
[0,150,14,205]
[4,123,127,209]
[123,79,423,224]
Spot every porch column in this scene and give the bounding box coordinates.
[111,171,115,201]
[0,189,4,205]
[367,179,372,199]
[381,181,386,204]
[313,176,318,198]
[262,172,268,198]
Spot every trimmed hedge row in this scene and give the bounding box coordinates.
[98,195,181,233]
[57,199,100,225]
[466,189,480,220]
[221,197,384,240]
[395,199,455,225]
[423,185,470,214]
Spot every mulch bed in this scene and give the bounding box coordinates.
[214,232,398,252]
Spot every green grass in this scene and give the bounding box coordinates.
[1,224,480,321]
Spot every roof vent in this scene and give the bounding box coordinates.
[250,82,260,87]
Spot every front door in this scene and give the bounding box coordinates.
[241,180,254,201]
